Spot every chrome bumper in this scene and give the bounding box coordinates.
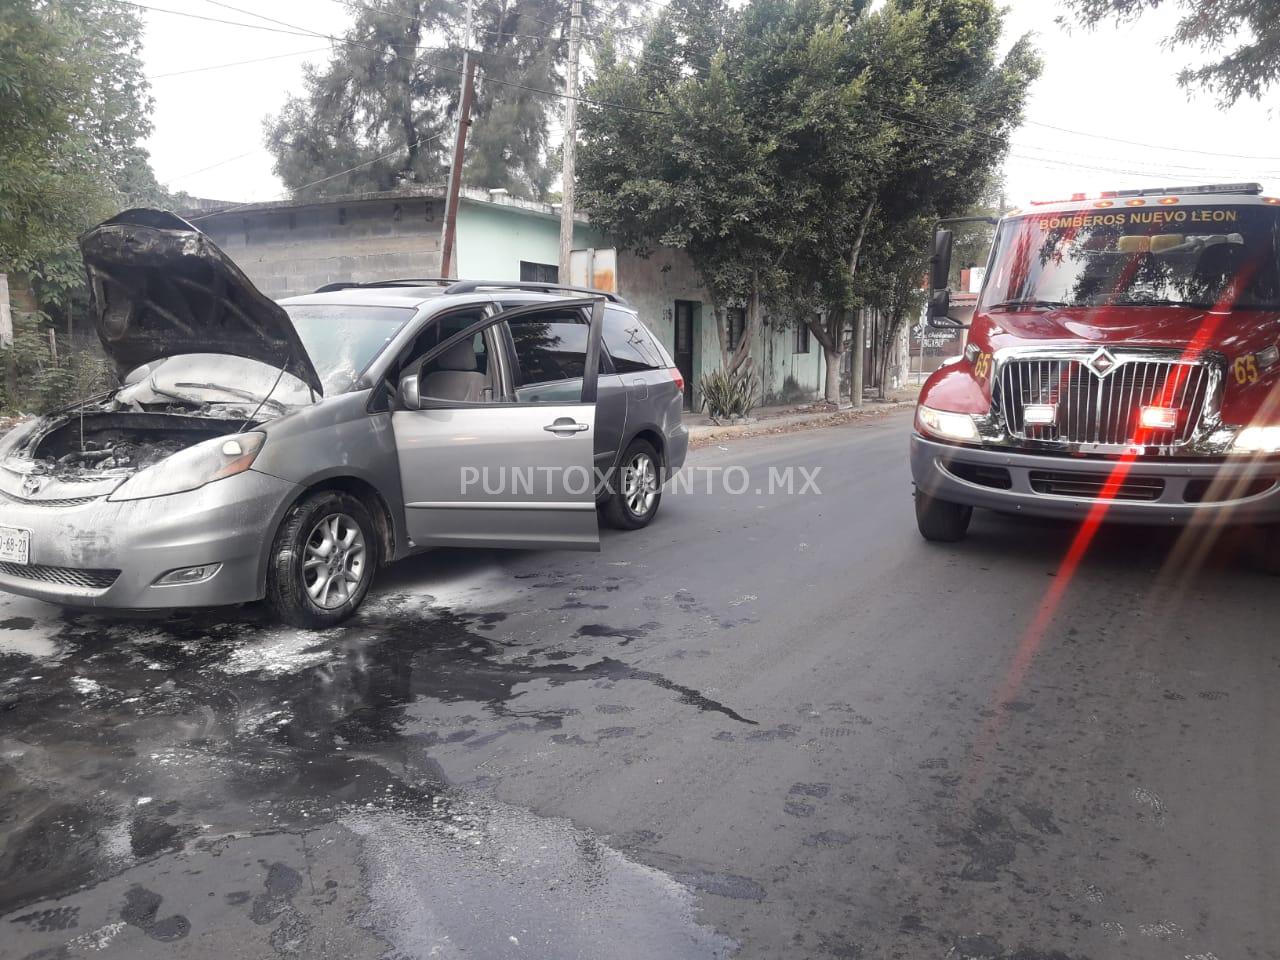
[0,468,300,608]
[910,433,1280,525]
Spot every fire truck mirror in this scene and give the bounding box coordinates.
[930,228,954,291]
[927,288,964,328]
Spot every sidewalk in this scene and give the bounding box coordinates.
[685,385,920,445]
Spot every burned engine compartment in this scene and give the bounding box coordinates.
[23,411,243,478]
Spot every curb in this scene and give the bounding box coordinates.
[688,401,913,445]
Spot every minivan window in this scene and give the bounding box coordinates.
[603,309,667,372]
[284,303,417,393]
[507,312,591,385]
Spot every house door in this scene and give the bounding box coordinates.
[673,300,696,409]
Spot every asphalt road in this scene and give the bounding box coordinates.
[1,408,1278,959]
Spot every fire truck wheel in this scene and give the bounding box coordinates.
[914,490,972,542]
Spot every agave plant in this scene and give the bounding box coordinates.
[699,365,760,423]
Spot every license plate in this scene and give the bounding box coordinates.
[0,526,30,565]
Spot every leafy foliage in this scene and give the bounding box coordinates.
[699,365,760,421]
[0,0,165,305]
[1059,0,1280,104]
[265,0,641,201]
[0,311,111,415]
[578,0,1041,398]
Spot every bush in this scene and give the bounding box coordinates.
[699,365,760,422]
[0,311,112,415]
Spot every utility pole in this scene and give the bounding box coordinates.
[440,0,475,279]
[558,0,582,280]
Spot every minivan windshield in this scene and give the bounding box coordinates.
[283,303,418,393]
[979,203,1280,311]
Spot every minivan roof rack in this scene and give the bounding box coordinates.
[443,279,628,305]
[313,278,453,293]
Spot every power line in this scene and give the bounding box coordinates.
[171,148,264,180]
[187,132,446,222]
[127,2,321,38]
[136,0,1280,173]
[149,47,330,79]
[124,0,665,114]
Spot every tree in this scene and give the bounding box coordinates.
[578,0,772,372]
[0,0,165,412]
[0,0,162,301]
[265,0,640,201]
[578,0,1039,402]
[1059,0,1280,104]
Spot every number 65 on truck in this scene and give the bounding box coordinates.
[911,182,1280,571]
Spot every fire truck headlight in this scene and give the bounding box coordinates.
[1231,425,1280,453]
[917,406,980,442]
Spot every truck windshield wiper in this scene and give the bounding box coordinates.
[987,299,1069,312]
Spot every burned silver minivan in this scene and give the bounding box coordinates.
[0,210,687,626]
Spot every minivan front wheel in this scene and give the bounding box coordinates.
[603,439,662,530]
[267,490,377,628]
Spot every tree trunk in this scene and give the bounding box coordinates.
[843,197,878,409]
[823,348,842,403]
[727,276,761,374]
[850,308,864,407]
[805,312,843,404]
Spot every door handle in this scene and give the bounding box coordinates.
[544,419,589,435]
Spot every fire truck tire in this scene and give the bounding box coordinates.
[914,490,972,542]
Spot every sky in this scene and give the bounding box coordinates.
[135,0,1280,207]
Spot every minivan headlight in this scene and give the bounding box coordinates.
[108,432,266,501]
[0,417,42,461]
[917,405,980,442]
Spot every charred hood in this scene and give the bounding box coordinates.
[80,209,323,396]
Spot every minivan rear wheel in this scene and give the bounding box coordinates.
[267,490,377,628]
[603,439,662,530]
[914,489,972,542]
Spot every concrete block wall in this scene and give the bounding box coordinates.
[616,248,827,407]
[198,197,445,299]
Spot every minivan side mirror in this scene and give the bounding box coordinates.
[400,373,421,410]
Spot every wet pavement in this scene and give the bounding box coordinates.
[1,409,1278,958]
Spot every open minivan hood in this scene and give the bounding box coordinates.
[80,209,323,396]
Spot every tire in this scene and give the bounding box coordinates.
[602,438,663,530]
[266,491,378,628]
[914,489,972,542]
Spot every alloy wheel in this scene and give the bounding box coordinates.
[302,512,367,609]
[623,452,659,517]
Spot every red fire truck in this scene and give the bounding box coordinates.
[911,183,1280,566]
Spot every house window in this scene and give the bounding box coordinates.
[726,307,746,351]
[795,323,811,354]
[519,261,559,284]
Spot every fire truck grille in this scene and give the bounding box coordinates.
[995,356,1213,448]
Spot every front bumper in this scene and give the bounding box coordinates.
[911,433,1280,525]
[0,468,300,609]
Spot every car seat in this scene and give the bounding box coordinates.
[421,339,487,402]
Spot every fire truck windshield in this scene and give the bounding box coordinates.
[978,204,1280,312]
